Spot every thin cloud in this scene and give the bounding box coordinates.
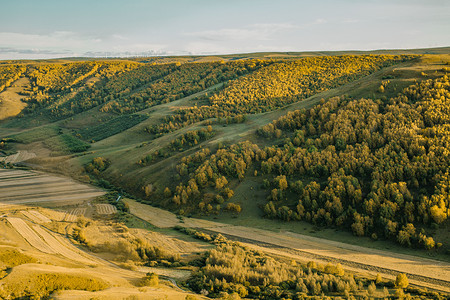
[185,23,297,41]
[313,18,327,25]
[0,47,72,55]
[342,19,359,24]
[0,31,102,49]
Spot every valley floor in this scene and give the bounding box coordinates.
[125,198,450,293]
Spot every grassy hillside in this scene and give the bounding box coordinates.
[1,50,450,259]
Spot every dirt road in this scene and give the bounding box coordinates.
[125,198,450,292]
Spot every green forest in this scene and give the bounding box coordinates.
[161,75,450,250]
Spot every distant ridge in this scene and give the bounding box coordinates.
[0,46,449,64]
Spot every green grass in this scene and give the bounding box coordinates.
[9,126,59,143]
[43,133,90,153]
[77,114,148,142]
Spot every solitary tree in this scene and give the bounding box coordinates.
[395,273,409,289]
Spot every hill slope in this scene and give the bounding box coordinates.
[0,51,450,258]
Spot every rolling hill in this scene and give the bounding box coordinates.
[0,48,450,298]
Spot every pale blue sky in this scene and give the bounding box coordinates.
[1,0,449,59]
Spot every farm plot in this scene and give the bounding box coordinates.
[64,208,87,222]
[0,169,104,206]
[6,217,55,254]
[95,204,117,215]
[6,216,97,265]
[31,225,96,265]
[41,210,67,222]
[0,169,37,179]
[20,210,51,224]
[0,150,36,164]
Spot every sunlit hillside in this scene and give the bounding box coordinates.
[1,50,450,298]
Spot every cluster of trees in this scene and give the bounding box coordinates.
[184,232,441,299]
[160,75,450,249]
[85,157,110,176]
[145,106,216,136]
[100,60,270,114]
[28,62,99,92]
[146,55,414,137]
[169,126,215,151]
[0,64,26,93]
[146,107,247,137]
[167,142,258,213]
[14,56,411,129]
[20,59,270,120]
[22,61,138,117]
[138,126,215,166]
[257,76,450,249]
[209,55,412,112]
[27,61,139,94]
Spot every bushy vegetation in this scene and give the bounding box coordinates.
[138,272,159,287]
[160,75,450,250]
[77,113,148,142]
[0,248,36,269]
[139,126,215,166]
[182,229,445,299]
[71,213,179,266]
[147,55,413,136]
[0,64,26,92]
[0,272,109,299]
[85,157,111,176]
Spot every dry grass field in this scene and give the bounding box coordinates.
[0,205,209,298]
[0,77,30,120]
[20,209,51,223]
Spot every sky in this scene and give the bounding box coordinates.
[0,0,449,60]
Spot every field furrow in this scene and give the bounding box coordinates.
[64,208,87,222]
[0,169,105,206]
[95,204,117,215]
[20,210,51,224]
[31,225,96,265]
[6,217,55,254]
